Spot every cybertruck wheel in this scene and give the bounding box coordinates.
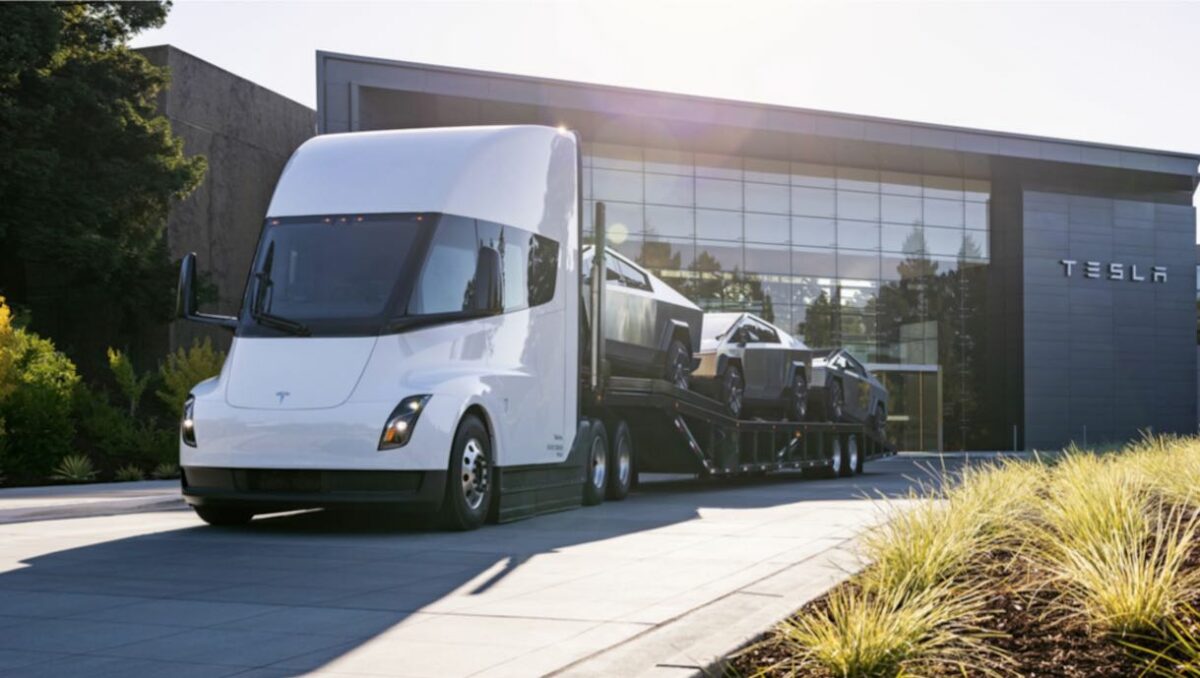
[441,414,492,531]
[873,404,887,439]
[722,364,745,418]
[789,371,809,421]
[825,435,843,478]
[665,339,691,390]
[583,424,609,506]
[841,434,860,477]
[607,420,633,501]
[828,380,845,422]
[193,506,253,527]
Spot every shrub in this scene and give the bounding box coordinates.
[157,337,224,413]
[151,461,179,480]
[75,386,175,470]
[0,325,80,480]
[114,464,145,482]
[50,454,96,482]
[107,348,152,417]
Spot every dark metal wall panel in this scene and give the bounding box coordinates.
[1023,190,1197,449]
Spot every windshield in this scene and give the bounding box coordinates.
[701,314,741,342]
[239,214,431,337]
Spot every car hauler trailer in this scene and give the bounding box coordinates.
[175,125,893,529]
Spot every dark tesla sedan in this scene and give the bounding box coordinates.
[690,312,812,419]
[582,247,703,387]
[809,348,888,434]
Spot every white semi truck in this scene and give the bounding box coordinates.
[175,125,891,530]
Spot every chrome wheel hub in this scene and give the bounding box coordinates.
[461,438,488,511]
[830,439,842,474]
[616,436,631,487]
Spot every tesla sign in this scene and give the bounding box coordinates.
[1060,259,1166,283]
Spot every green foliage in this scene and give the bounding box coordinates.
[0,321,80,479]
[0,2,206,369]
[50,454,96,482]
[157,337,225,413]
[150,461,179,480]
[107,347,152,417]
[113,463,144,482]
[75,385,174,470]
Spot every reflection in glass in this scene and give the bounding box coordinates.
[791,186,836,217]
[645,205,693,239]
[923,198,964,228]
[838,191,881,221]
[694,153,742,180]
[645,173,694,206]
[745,182,789,214]
[791,162,836,188]
[836,167,879,192]
[837,219,880,251]
[605,201,644,240]
[880,171,922,196]
[696,209,741,241]
[696,178,742,210]
[792,216,836,248]
[744,244,790,274]
[744,213,789,245]
[592,168,643,202]
[882,194,921,224]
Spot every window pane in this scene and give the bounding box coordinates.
[791,186,836,217]
[792,246,837,277]
[792,216,836,248]
[745,212,789,245]
[791,162,835,188]
[637,237,694,271]
[605,201,644,239]
[644,147,693,175]
[882,194,921,225]
[745,182,789,214]
[644,205,693,238]
[645,173,693,206]
[882,223,924,254]
[581,167,592,199]
[880,171,922,196]
[964,179,990,203]
[838,280,879,308]
[593,168,642,202]
[837,191,880,221]
[589,143,641,171]
[502,227,528,311]
[696,208,742,240]
[527,233,559,306]
[744,157,790,184]
[695,153,742,179]
[923,175,963,200]
[411,218,477,315]
[838,250,881,279]
[923,198,964,227]
[837,219,880,251]
[965,201,988,230]
[924,226,964,257]
[695,239,743,272]
[962,230,988,260]
[744,244,790,274]
[836,167,879,192]
[696,177,742,210]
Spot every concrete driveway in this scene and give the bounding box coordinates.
[0,455,947,677]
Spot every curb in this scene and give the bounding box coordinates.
[0,493,185,525]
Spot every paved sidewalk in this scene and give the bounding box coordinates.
[0,480,183,524]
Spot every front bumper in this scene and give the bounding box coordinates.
[182,466,447,514]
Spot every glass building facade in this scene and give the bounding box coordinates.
[581,144,993,451]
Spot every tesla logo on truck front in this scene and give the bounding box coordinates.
[275,391,290,404]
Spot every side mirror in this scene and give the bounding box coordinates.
[176,252,237,329]
[470,246,503,313]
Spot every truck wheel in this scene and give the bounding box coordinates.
[722,364,744,418]
[441,415,492,531]
[607,420,633,501]
[789,371,808,421]
[828,380,845,422]
[665,339,691,390]
[583,424,608,506]
[193,506,253,527]
[842,434,860,477]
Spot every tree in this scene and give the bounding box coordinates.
[0,2,205,373]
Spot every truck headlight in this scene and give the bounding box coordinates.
[181,395,197,447]
[378,395,432,449]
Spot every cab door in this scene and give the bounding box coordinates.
[839,353,872,421]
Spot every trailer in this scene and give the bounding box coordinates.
[174,125,894,529]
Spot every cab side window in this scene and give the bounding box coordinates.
[410,216,478,315]
[501,226,528,312]
[616,258,653,292]
[748,321,780,344]
[526,233,558,307]
[605,257,624,285]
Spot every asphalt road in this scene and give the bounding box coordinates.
[0,455,955,677]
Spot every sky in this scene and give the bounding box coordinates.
[132,0,1199,227]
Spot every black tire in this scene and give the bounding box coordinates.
[583,424,608,506]
[665,338,691,390]
[440,414,493,531]
[828,380,845,422]
[607,420,633,501]
[721,364,745,418]
[788,370,809,422]
[825,435,843,478]
[841,434,859,477]
[873,403,887,439]
[194,506,253,526]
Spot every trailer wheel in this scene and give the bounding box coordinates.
[583,424,608,506]
[788,370,808,421]
[828,380,845,422]
[722,364,744,418]
[440,414,492,531]
[841,434,859,478]
[607,420,633,501]
[193,506,253,527]
[827,435,843,478]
